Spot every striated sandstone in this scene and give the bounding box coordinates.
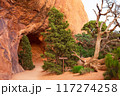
[0,0,88,79]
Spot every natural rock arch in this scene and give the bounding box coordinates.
[0,0,88,79]
[18,33,45,63]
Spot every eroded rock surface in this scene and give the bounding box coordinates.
[0,0,88,79]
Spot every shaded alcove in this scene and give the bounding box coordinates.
[18,33,45,63]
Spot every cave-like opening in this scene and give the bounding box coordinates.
[18,33,45,63]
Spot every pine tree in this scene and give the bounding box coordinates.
[41,7,78,74]
[18,35,35,70]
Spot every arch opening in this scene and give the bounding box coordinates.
[18,33,45,63]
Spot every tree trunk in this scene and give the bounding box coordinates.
[93,33,101,59]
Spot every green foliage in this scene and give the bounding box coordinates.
[104,47,120,80]
[72,66,94,74]
[109,31,120,39]
[75,32,106,59]
[76,21,119,59]
[98,51,105,59]
[79,67,94,75]
[41,7,78,74]
[42,61,63,75]
[81,20,120,59]
[105,54,113,68]
[79,20,108,58]
[103,32,120,52]
[75,33,95,58]
[18,35,35,70]
[82,20,107,38]
[113,47,120,59]
[72,66,84,73]
[75,33,94,47]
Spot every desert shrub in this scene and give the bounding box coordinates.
[104,48,120,80]
[72,66,84,73]
[42,61,63,75]
[18,35,35,70]
[79,67,94,75]
[113,47,120,59]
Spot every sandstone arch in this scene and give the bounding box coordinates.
[0,0,88,79]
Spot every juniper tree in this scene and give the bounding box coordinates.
[41,7,78,74]
[82,20,107,38]
[18,35,35,70]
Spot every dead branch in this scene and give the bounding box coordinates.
[106,14,120,31]
[93,9,97,16]
[100,15,110,31]
[100,3,114,15]
[72,51,85,63]
[72,50,106,72]
[95,0,120,37]
[110,25,118,32]
[97,3,101,12]
[101,39,120,51]
[101,0,104,10]
[90,63,99,72]
[100,14,120,36]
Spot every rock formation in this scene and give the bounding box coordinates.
[0,0,88,79]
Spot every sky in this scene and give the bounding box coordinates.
[82,0,101,21]
[81,0,120,31]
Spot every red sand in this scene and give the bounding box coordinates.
[11,60,105,80]
[12,43,105,80]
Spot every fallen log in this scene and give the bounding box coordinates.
[72,51,106,72]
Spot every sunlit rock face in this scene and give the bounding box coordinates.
[0,0,88,79]
[54,0,89,34]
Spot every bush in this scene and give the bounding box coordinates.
[18,35,35,70]
[72,66,84,73]
[42,61,63,75]
[79,67,94,75]
[113,47,120,59]
[104,47,120,80]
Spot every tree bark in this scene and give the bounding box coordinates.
[93,33,101,59]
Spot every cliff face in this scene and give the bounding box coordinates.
[0,0,88,79]
[55,0,88,34]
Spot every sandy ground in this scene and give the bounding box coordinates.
[12,43,105,80]
[11,60,105,80]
